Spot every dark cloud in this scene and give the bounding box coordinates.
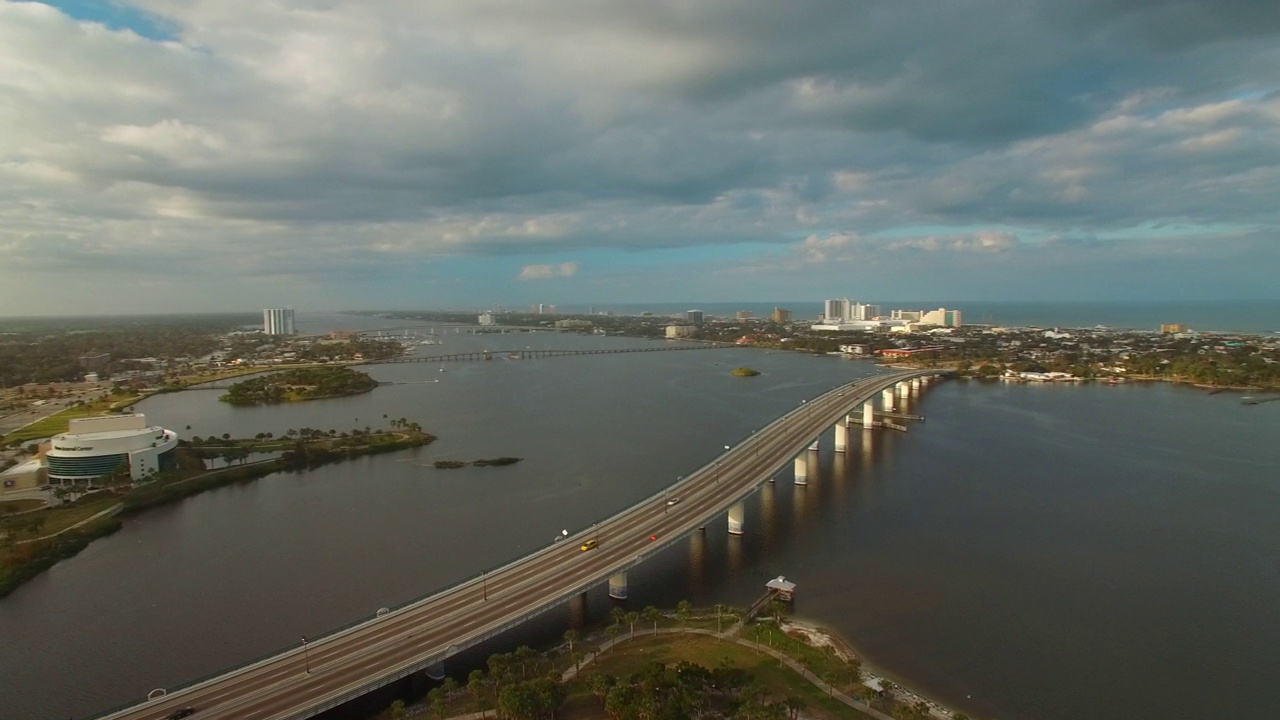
[1,0,1278,313]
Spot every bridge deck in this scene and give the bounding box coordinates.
[96,369,941,720]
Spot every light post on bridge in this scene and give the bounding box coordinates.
[482,571,487,601]
[301,637,311,674]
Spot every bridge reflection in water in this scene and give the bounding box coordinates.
[96,369,946,720]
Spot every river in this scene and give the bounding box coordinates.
[1,332,1277,720]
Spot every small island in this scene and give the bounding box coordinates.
[219,367,379,405]
[731,367,761,377]
[434,457,523,469]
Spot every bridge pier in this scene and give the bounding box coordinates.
[834,420,849,452]
[808,437,820,451]
[882,388,896,412]
[911,377,921,392]
[794,454,808,485]
[728,501,745,535]
[608,572,628,600]
[425,659,446,681]
[863,400,875,428]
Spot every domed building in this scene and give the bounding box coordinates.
[45,414,178,484]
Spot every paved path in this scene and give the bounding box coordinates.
[14,503,122,544]
[561,627,893,720]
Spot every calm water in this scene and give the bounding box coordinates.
[1,335,1277,720]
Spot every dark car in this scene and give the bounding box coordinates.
[166,708,196,719]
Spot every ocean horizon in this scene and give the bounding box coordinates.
[549,299,1279,335]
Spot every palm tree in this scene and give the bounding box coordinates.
[625,611,640,640]
[677,600,691,628]
[562,628,578,655]
[644,605,662,632]
[605,623,621,651]
[609,606,627,628]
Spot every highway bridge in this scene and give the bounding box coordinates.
[96,368,946,720]
[367,343,739,365]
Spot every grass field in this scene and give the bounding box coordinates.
[571,632,872,719]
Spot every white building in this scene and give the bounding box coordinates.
[824,298,852,322]
[263,307,296,336]
[919,308,963,327]
[45,414,179,484]
[665,325,696,338]
[478,312,495,326]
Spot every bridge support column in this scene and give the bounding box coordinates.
[728,502,745,535]
[911,377,921,392]
[426,659,446,680]
[808,437,820,451]
[794,455,808,485]
[863,401,875,428]
[897,381,909,397]
[834,421,849,452]
[882,388,895,412]
[608,572,628,600]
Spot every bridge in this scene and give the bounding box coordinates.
[186,344,739,389]
[96,369,946,720]
[367,343,738,365]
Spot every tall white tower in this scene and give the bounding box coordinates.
[263,307,296,335]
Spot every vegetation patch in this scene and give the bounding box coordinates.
[731,367,761,377]
[473,456,523,466]
[219,366,379,405]
[433,457,523,469]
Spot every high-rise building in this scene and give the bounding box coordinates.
[1161,323,1189,334]
[854,304,881,321]
[919,308,963,327]
[824,298,852,322]
[685,309,704,323]
[772,307,792,322]
[736,310,754,320]
[263,307,295,336]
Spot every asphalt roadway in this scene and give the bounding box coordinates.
[95,369,938,720]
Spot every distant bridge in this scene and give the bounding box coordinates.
[185,344,742,389]
[366,343,739,365]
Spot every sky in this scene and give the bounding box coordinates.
[1,0,1278,316]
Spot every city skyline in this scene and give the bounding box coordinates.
[2,1,1278,316]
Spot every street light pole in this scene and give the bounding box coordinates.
[301,637,310,674]
[482,571,487,601]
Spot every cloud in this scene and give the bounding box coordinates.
[1,0,1279,312]
[519,262,580,280]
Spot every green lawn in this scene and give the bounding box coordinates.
[563,632,876,720]
[0,496,119,541]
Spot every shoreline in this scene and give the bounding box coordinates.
[781,617,972,720]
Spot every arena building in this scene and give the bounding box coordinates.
[45,414,178,484]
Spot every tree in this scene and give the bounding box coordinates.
[677,599,691,628]
[588,673,614,707]
[513,645,537,680]
[467,669,488,716]
[386,699,406,719]
[562,628,578,655]
[644,605,662,632]
[625,611,640,640]
[605,623,621,651]
[784,695,805,720]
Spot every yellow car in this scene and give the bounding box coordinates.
[580,539,599,552]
